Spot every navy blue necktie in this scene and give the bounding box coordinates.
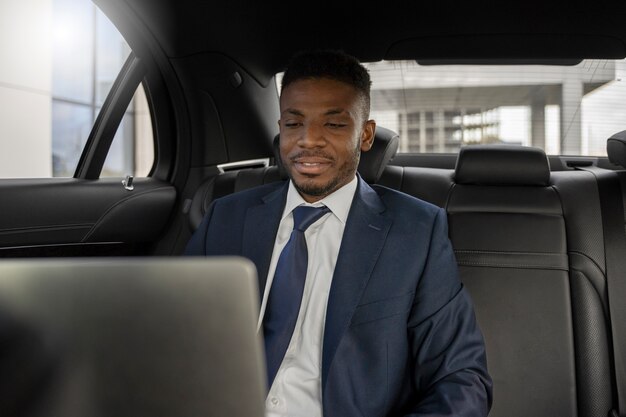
[263,205,330,387]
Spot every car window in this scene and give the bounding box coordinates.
[101,86,154,177]
[0,0,153,179]
[277,59,626,157]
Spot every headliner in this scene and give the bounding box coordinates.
[96,0,626,84]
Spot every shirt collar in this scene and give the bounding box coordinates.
[283,176,358,225]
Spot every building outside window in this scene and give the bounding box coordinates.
[0,0,153,179]
[366,60,626,156]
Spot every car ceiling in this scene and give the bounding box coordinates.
[97,0,626,85]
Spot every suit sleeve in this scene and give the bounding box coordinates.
[405,208,493,416]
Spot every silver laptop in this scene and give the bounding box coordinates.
[0,256,266,417]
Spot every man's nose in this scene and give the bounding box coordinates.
[298,124,325,147]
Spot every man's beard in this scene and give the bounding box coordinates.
[290,142,361,198]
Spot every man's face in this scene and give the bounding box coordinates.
[278,78,375,203]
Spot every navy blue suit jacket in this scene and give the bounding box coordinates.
[184,177,492,416]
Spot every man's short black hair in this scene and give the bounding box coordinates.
[280,49,372,120]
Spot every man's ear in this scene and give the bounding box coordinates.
[360,120,376,152]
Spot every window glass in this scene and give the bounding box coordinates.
[52,0,93,103]
[364,60,626,156]
[95,7,129,105]
[102,85,154,177]
[52,101,92,177]
[0,0,154,179]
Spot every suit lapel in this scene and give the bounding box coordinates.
[321,179,392,389]
[241,183,288,298]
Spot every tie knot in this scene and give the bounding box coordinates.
[292,206,330,232]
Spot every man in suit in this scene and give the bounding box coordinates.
[185,49,492,416]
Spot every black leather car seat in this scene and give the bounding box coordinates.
[451,145,612,417]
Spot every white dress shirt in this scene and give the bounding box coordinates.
[257,176,358,417]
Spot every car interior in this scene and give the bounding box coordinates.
[1,0,626,416]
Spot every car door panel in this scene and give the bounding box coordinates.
[0,178,176,254]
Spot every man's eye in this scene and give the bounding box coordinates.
[284,122,301,128]
[326,123,346,128]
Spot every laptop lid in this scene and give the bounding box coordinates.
[0,256,266,417]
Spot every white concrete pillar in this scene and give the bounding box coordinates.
[419,110,426,153]
[560,77,583,155]
[400,111,409,152]
[531,90,546,149]
[437,109,445,152]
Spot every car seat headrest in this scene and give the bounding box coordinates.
[607,130,626,168]
[272,134,289,180]
[454,145,550,186]
[273,126,400,184]
[358,126,400,183]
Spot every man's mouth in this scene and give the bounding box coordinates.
[291,156,333,175]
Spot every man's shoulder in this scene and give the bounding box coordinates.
[370,184,442,216]
[214,181,286,207]
[367,184,448,237]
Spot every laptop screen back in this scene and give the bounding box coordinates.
[0,257,266,417]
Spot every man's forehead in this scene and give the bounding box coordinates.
[281,81,361,109]
[280,107,350,117]
[279,78,369,122]
[282,77,357,95]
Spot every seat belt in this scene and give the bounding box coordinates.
[580,166,626,417]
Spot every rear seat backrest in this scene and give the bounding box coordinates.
[187,127,400,231]
[448,145,612,417]
[450,146,572,416]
